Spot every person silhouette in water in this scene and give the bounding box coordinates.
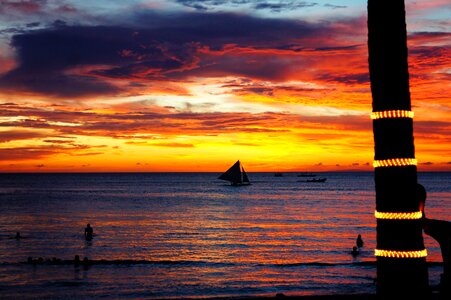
[356,234,364,248]
[84,223,93,241]
[418,183,450,295]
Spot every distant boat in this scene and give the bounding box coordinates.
[274,172,283,177]
[298,178,327,183]
[218,160,251,186]
[297,173,317,177]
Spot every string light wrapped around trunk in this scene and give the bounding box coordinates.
[371,109,417,168]
[375,249,427,258]
[373,158,417,168]
[371,110,414,120]
[374,210,423,220]
[371,109,416,168]
[371,108,427,268]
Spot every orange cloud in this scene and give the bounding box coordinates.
[0,8,449,172]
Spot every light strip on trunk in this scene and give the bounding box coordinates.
[375,249,427,258]
[371,110,414,119]
[374,210,422,219]
[373,158,417,168]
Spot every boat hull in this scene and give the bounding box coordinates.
[297,178,327,183]
[230,182,251,186]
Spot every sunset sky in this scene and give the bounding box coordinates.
[0,0,449,172]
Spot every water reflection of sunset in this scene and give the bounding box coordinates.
[0,172,448,298]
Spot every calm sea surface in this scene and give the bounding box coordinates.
[0,172,449,299]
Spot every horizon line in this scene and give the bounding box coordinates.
[1,170,450,174]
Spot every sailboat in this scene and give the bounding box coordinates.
[218,160,251,186]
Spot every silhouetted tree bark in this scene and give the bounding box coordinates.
[368,0,429,295]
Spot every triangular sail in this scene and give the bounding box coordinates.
[218,160,242,184]
[242,167,250,183]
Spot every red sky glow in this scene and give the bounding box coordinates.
[0,0,449,172]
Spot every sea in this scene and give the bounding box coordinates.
[0,172,449,299]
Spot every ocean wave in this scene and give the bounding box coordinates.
[2,259,443,268]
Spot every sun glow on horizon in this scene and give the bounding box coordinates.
[0,1,449,172]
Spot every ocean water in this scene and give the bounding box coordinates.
[0,172,449,299]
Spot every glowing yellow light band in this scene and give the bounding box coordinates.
[371,110,414,120]
[373,158,417,168]
[374,210,423,220]
[375,249,427,258]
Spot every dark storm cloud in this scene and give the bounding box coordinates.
[323,4,347,9]
[254,1,317,12]
[175,0,318,12]
[410,31,451,40]
[314,44,361,51]
[0,12,326,97]
[317,72,370,84]
[0,27,25,35]
[408,32,450,69]
[0,70,120,97]
[26,22,41,28]
[130,11,319,46]
[409,46,450,68]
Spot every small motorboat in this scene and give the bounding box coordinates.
[297,178,327,183]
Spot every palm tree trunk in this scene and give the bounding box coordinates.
[367,0,429,295]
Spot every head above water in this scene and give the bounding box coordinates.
[416,183,426,201]
[416,183,427,212]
